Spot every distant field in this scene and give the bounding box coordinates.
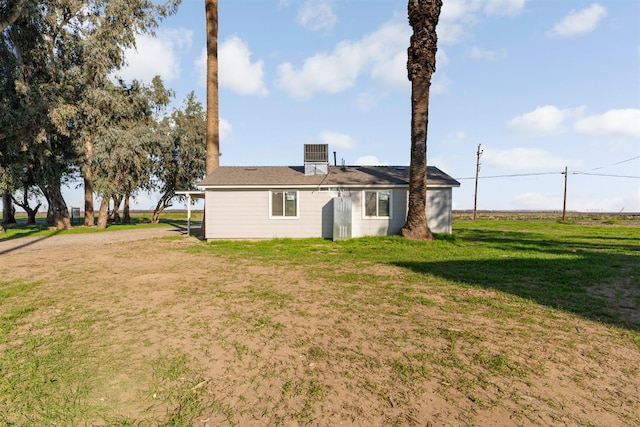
[0,218,639,425]
[3,208,638,233]
[453,210,640,222]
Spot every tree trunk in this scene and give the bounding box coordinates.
[122,191,131,224]
[83,137,95,226]
[12,188,41,225]
[2,192,17,224]
[401,76,433,241]
[43,184,71,229]
[110,194,122,223]
[400,0,442,241]
[97,197,109,229]
[203,0,219,240]
[47,204,53,225]
[205,0,220,175]
[151,192,172,224]
[12,197,40,224]
[26,206,39,224]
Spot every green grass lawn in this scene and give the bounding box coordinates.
[192,219,640,331]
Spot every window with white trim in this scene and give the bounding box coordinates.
[364,190,391,218]
[271,190,298,218]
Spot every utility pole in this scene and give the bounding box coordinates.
[562,166,568,221]
[473,144,483,221]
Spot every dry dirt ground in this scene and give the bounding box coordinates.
[1,226,639,426]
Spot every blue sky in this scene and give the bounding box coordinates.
[72,0,640,212]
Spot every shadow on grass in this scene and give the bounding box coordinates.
[0,228,63,256]
[160,219,203,238]
[394,229,640,331]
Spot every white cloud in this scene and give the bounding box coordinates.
[438,0,528,45]
[296,0,337,32]
[276,19,410,100]
[436,49,450,68]
[428,155,450,171]
[508,105,585,136]
[318,131,357,149]
[431,73,452,94]
[118,29,193,84]
[441,131,466,145]
[197,37,268,96]
[219,37,268,96]
[546,4,607,38]
[438,0,480,45]
[276,47,361,100]
[483,0,527,17]
[370,50,409,90]
[355,155,389,166]
[195,49,206,86]
[573,109,640,138]
[484,147,567,171]
[356,91,377,112]
[220,118,232,142]
[469,46,498,60]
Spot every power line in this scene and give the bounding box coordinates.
[456,171,561,180]
[572,172,640,179]
[583,155,640,172]
[612,155,640,165]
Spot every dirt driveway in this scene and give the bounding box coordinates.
[0,225,187,255]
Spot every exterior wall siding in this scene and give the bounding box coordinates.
[426,187,453,233]
[205,186,454,239]
[351,188,407,237]
[205,189,337,239]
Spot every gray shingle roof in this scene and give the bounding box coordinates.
[198,165,460,188]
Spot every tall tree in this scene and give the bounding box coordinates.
[205,0,219,175]
[1,0,181,229]
[150,92,206,223]
[91,77,172,228]
[0,1,75,228]
[400,0,442,241]
[65,0,180,227]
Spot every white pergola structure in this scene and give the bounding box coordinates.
[175,190,205,236]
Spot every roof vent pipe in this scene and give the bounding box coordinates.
[333,151,337,166]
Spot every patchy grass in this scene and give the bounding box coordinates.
[0,219,638,425]
[194,221,640,329]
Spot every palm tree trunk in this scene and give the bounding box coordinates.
[400,0,442,241]
[402,77,432,240]
[205,0,220,175]
[203,0,220,240]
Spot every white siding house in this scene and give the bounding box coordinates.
[198,163,460,240]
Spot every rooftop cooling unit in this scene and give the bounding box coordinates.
[304,144,329,175]
[304,144,329,163]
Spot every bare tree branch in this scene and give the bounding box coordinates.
[0,0,29,32]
